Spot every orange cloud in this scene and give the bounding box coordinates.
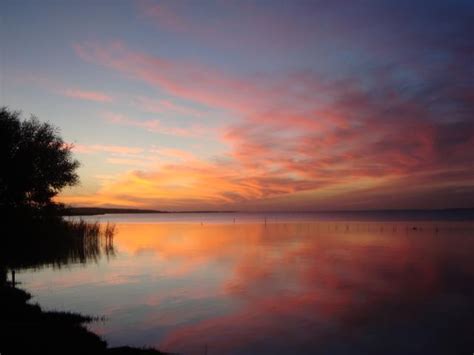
[73,144,144,155]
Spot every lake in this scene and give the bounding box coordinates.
[17,212,474,354]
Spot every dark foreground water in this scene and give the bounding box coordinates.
[18,212,474,354]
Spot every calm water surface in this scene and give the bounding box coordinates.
[18,213,474,354]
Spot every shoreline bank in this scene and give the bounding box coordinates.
[0,283,166,355]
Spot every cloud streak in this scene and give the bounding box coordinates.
[73,144,143,155]
[102,112,207,137]
[62,89,113,102]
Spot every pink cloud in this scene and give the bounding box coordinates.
[73,41,278,113]
[134,96,205,118]
[67,40,474,209]
[138,0,189,33]
[10,72,114,104]
[102,112,206,137]
[62,88,113,102]
[137,0,319,52]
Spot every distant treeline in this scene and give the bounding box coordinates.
[63,207,164,216]
[64,207,238,216]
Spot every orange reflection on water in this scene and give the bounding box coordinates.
[17,222,474,354]
[107,222,474,354]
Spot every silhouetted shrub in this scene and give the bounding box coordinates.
[0,107,79,211]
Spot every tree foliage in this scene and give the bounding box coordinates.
[0,107,79,210]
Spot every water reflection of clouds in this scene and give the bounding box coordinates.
[20,223,474,354]
[129,224,472,355]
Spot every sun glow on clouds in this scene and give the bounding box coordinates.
[47,1,474,209]
[74,144,144,155]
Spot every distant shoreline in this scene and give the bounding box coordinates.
[63,207,163,216]
[64,207,237,216]
[64,207,474,220]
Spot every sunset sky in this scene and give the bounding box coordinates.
[2,0,473,210]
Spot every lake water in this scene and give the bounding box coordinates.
[18,212,474,354]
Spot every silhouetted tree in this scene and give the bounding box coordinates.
[0,107,79,211]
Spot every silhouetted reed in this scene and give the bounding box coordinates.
[0,214,116,272]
